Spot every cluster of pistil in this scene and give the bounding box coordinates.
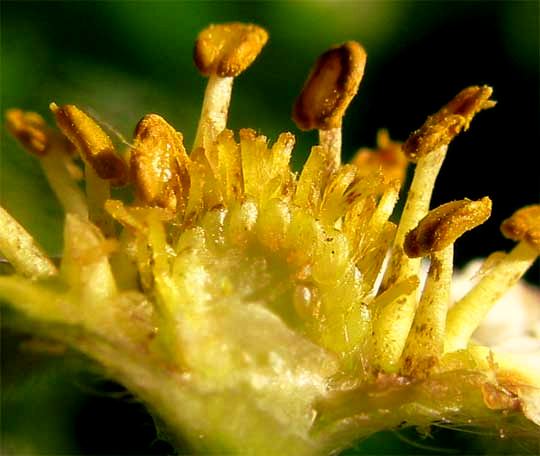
[2,23,539,451]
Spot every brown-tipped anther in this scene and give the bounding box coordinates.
[404,197,492,258]
[403,85,495,162]
[292,41,366,131]
[500,205,540,253]
[443,85,496,127]
[131,114,191,212]
[5,108,72,157]
[50,103,127,185]
[194,23,268,77]
[402,115,464,163]
[5,109,48,156]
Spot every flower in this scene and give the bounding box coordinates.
[1,23,539,455]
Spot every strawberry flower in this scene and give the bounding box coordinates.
[1,23,538,455]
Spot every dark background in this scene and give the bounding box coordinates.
[1,1,539,454]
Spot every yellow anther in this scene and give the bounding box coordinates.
[131,114,190,212]
[500,205,540,253]
[194,23,268,78]
[50,103,127,185]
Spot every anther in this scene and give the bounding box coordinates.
[5,109,62,157]
[404,197,492,258]
[131,114,191,213]
[193,23,268,151]
[445,205,540,352]
[404,85,495,162]
[293,41,366,172]
[500,205,540,251]
[50,103,127,185]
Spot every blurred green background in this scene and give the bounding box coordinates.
[1,1,539,455]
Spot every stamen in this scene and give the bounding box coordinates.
[5,109,88,218]
[193,23,268,151]
[0,206,57,279]
[131,114,191,213]
[50,103,127,235]
[292,41,366,172]
[381,86,495,291]
[400,198,492,376]
[445,205,540,352]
